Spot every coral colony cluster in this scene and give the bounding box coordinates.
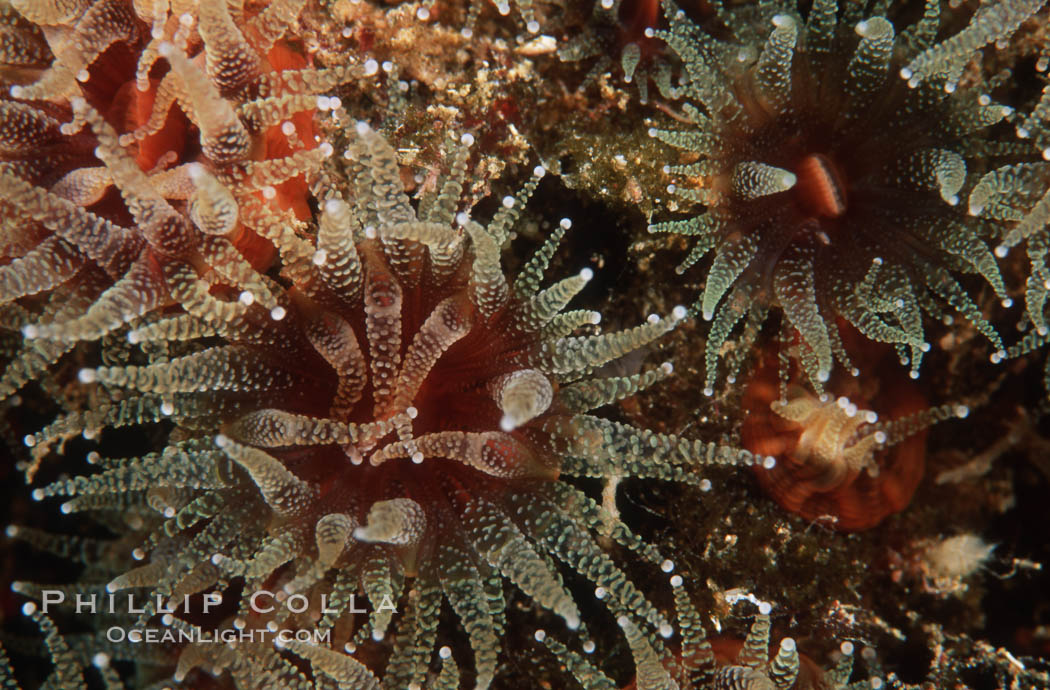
[1,0,1050,688]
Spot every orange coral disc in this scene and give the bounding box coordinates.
[261,116,315,220]
[260,43,315,220]
[742,338,928,531]
[794,153,847,218]
[115,79,190,172]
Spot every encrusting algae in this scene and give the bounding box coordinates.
[0,0,1049,689]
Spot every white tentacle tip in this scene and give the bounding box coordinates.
[186,162,206,182]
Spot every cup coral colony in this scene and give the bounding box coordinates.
[0,0,1048,689]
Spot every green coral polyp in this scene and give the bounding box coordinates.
[7,119,764,687]
[648,0,1050,392]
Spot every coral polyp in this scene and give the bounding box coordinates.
[741,336,968,531]
[6,108,766,685]
[2,0,1050,688]
[558,0,677,104]
[0,0,369,432]
[647,0,1049,390]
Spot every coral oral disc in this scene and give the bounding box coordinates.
[795,153,847,218]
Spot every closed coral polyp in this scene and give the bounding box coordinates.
[740,330,970,531]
